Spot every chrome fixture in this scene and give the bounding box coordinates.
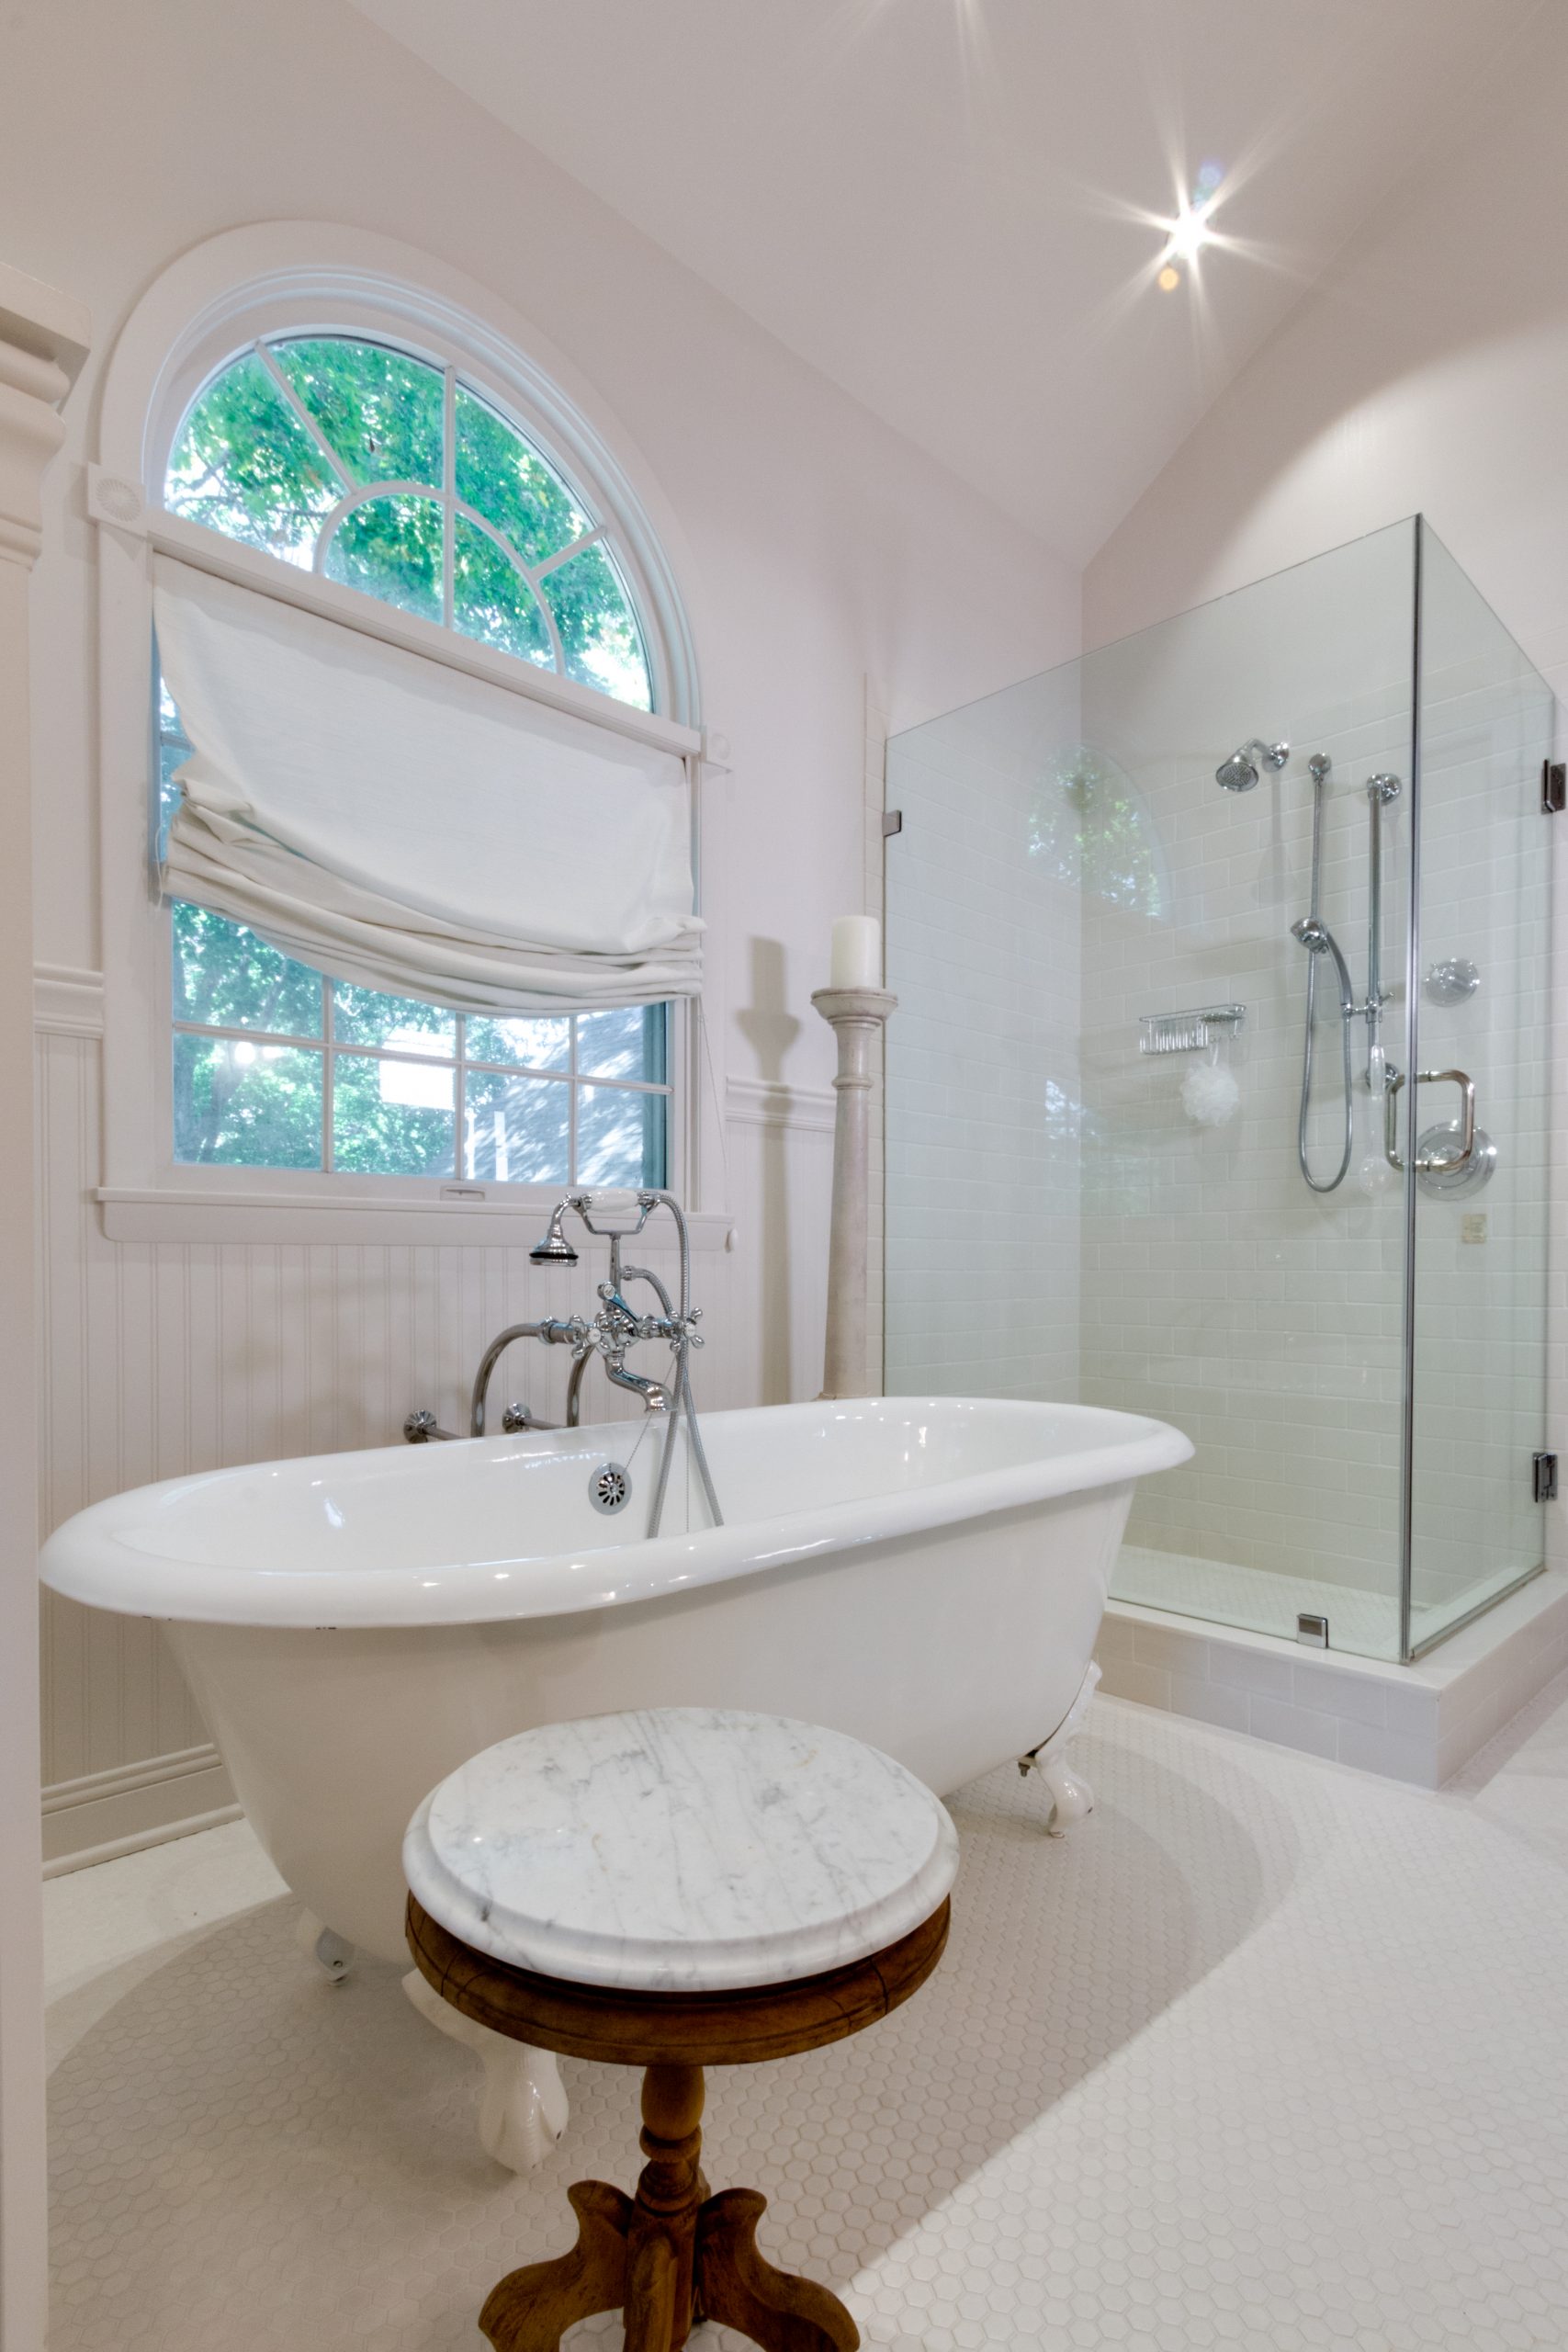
[588,1461,634,1515]
[402,1408,461,1444]
[529,1190,722,1536]
[1296,1611,1330,1649]
[407,1328,570,1443]
[1413,1119,1497,1197]
[469,1320,578,1436]
[1292,753,1354,1193]
[1214,737,1289,792]
[411,1194,724,1518]
[1139,1003,1246,1056]
[528,1204,580,1267]
[1425,956,1481,1006]
[1363,773,1402,1101]
[1290,757,1408,1194]
[1384,1069,1493,1195]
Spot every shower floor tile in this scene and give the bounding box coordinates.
[1113,1541,1514,1656]
[45,1684,1568,2349]
[1114,1542,1400,1651]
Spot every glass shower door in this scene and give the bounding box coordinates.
[1403,523,1553,1653]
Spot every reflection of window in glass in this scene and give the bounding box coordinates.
[164,334,651,710]
[1029,742,1167,919]
[169,901,669,1184]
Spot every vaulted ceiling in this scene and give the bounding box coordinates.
[351,0,1540,562]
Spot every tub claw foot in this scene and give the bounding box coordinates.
[402,1968,570,2171]
[1018,1659,1100,1837]
[1038,1751,1094,1836]
[295,1909,355,1983]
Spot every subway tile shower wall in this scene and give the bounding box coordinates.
[1076,688,1416,1608]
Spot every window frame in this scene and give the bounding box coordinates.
[91,223,726,1247]
[165,329,657,710]
[171,945,674,1190]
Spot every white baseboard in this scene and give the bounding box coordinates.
[41,1742,239,1874]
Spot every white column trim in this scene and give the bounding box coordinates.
[0,256,89,2352]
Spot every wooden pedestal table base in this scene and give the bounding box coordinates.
[407,1894,950,2352]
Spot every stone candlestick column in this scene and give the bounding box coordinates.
[811,986,897,1399]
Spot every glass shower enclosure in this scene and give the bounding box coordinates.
[885,519,1552,1663]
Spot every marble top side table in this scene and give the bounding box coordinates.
[404,1707,959,2352]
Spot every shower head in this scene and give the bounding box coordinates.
[528,1203,580,1267]
[1216,738,1290,793]
[1291,916,1327,951]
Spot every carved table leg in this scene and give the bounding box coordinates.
[479,2179,632,2352]
[696,2188,860,2352]
[628,2063,706,2350]
[477,2059,859,2352]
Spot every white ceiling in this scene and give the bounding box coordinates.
[351,0,1537,563]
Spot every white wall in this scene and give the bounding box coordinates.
[8,0,1077,1856]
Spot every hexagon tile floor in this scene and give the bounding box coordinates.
[46,1682,1568,2350]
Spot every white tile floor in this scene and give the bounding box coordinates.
[46,1683,1568,2349]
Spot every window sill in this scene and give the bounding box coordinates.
[97,1185,737,1250]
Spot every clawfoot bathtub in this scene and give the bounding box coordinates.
[42,1394,1190,2167]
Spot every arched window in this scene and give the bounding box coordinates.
[92,227,704,1236]
[164,334,652,709]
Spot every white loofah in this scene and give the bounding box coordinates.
[1181,1059,1240,1126]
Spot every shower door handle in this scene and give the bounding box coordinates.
[1384,1069,1476,1174]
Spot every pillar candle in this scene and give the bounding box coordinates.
[829,915,881,989]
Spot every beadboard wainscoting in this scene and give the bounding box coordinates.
[35,976,837,1869]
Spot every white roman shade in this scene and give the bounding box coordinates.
[152,556,702,1012]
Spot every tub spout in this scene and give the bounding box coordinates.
[605,1363,672,1412]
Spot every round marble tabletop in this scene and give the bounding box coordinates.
[403,1707,960,1993]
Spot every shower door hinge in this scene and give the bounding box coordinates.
[1533,1452,1558,1502]
[882,808,903,837]
[1541,761,1565,813]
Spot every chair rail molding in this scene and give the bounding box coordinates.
[34,962,106,1036]
[724,1074,837,1133]
[0,257,90,2352]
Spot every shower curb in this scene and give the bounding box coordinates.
[1095,1568,1568,1787]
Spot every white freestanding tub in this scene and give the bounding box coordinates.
[42,1394,1190,2164]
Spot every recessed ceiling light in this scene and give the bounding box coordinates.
[1165,205,1214,266]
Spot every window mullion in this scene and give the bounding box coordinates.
[531,523,605,583]
[321,972,334,1173]
[457,1012,467,1182]
[569,1013,580,1184]
[254,340,355,490]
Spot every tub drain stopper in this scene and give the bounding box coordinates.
[589,1462,633,1515]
